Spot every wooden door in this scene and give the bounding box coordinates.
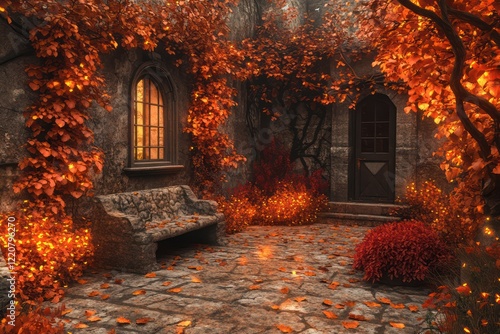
[353,94,396,203]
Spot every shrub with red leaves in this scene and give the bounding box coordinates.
[353,221,454,283]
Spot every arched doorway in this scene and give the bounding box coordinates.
[351,94,396,203]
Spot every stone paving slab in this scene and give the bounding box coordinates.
[52,223,433,333]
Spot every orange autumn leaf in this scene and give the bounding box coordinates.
[295,297,307,302]
[377,296,391,304]
[116,316,131,324]
[390,322,406,329]
[344,301,356,307]
[61,308,73,316]
[144,272,157,278]
[276,324,293,333]
[85,310,96,317]
[169,287,182,293]
[74,323,89,329]
[101,294,110,300]
[100,283,110,289]
[88,316,102,322]
[304,271,316,276]
[349,313,367,321]
[323,310,338,319]
[334,304,345,309]
[408,305,419,312]
[271,304,280,310]
[390,303,405,309]
[322,299,333,306]
[88,290,100,297]
[77,279,88,285]
[114,278,124,284]
[133,289,147,296]
[177,320,192,327]
[342,321,359,329]
[136,317,153,325]
[280,287,290,294]
[249,285,261,290]
[364,301,381,308]
[191,276,202,283]
[456,285,472,295]
[162,281,172,286]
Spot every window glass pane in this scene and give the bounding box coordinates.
[376,138,389,153]
[361,139,375,153]
[361,123,374,138]
[133,74,168,163]
[361,106,375,122]
[376,123,389,137]
[376,107,389,121]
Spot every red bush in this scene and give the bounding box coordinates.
[353,221,454,283]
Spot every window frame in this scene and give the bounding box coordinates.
[124,62,183,175]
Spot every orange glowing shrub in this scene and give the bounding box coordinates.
[220,140,328,233]
[0,305,65,333]
[258,182,327,226]
[393,180,484,247]
[0,212,93,303]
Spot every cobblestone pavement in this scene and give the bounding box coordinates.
[57,223,433,334]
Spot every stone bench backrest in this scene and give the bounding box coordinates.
[103,186,192,224]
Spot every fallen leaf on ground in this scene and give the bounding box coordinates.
[390,303,405,309]
[363,301,381,308]
[61,308,73,316]
[162,281,172,286]
[136,317,153,325]
[349,313,367,321]
[114,279,123,284]
[100,283,110,289]
[323,310,338,319]
[77,279,88,285]
[107,329,116,334]
[278,267,287,272]
[304,271,316,276]
[177,320,191,327]
[328,281,340,290]
[295,297,307,302]
[188,266,203,271]
[271,304,280,310]
[88,316,102,322]
[322,299,333,306]
[280,287,290,294]
[249,285,261,290]
[116,317,131,324]
[344,301,356,307]
[377,296,391,304]
[191,276,202,283]
[133,289,146,296]
[276,324,293,332]
[144,272,156,278]
[390,322,406,329]
[342,321,359,329]
[169,287,182,293]
[334,304,345,309]
[88,291,100,297]
[101,294,110,300]
[85,310,96,317]
[408,305,419,312]
[74,323,88,329]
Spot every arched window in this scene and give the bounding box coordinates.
[127,63,181,173]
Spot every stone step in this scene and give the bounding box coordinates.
[317,212,400,226]
[326,201,404,216]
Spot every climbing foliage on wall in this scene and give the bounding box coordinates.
[0,0,245,306]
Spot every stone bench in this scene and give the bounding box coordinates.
[88,185,226,273]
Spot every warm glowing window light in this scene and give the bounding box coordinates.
[133,77,165,161]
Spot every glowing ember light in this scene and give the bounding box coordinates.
[291,271,297,276]
[484,227,493,235]
[464,327,471,333]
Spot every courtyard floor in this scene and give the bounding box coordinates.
[57,223,432,333]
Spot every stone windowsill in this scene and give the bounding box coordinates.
[123,165,184,176]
